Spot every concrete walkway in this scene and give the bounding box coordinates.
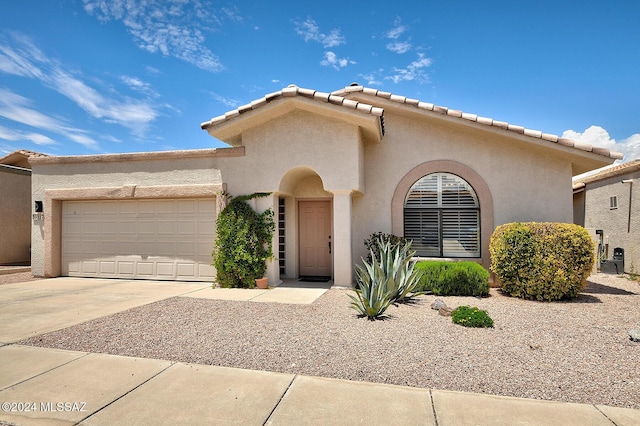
[0,277,639,425]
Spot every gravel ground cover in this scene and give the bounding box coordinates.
[20,273,640,409]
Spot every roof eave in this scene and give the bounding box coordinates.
[202,96,383,146]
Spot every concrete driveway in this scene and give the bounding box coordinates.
[0,277,209,343]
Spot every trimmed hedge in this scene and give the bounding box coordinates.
[414,261,490,297]
[489,222,594,301]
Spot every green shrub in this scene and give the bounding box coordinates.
[489,222,594,301]
[212,193,275,288]
[349,240,424,320]
[364,232,408,263]
[451,305,494,328]
[414,261,489,297]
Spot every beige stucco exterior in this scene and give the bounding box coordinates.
[0,165,31,265]
[30,149,236,278]
[30,84,619,286]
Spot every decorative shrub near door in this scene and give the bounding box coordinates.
[212,193,275,288]
[490,222,595,301]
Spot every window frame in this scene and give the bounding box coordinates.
[403,172,481,258]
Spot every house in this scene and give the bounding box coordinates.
[29,84,621,285]
[573,159,640,274]
[0,150,48,265]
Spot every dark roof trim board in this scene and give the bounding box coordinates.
[201,83,623,161]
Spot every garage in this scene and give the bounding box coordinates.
[61,198,216,281]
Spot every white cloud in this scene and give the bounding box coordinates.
[0,125,56,145]
[359,73,382,86]
[320,51,354,70]
[83,0,229,72]
[208,92,241,108]
[563,125,640,163]
[294,17,345,48]
[385,53,432,83]
[385,18,406,39]
[0,88,99,149]
[384,18,412,54]
[0,34,45,79]
[0,33,159,138]
[386,41,412,54]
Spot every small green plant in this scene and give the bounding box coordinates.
[349,240,424,320]
[212,193,275,288]
[451,305,494,328]
[629,262,639,283]
[490,222,594,301]
[414,261,489,296]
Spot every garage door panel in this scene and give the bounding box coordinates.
[157,242,176,257]
[177,221,196,235]
[178,200,197,214]
[198,199,216,213]
[177,242,196,256]
[100,261,116,274]
[62,199,216,281]
[118,262,134,275]
[157,221,177,235]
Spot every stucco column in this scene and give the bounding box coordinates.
[331,190,353,287]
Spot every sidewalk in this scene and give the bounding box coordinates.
[1,345,638,426]
[0,277,639,425]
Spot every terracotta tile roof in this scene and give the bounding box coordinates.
[201,84,383,130]
[201,83,623,161]
[572,159,640,189]
[0,149,49,169]
[333,84,623,161]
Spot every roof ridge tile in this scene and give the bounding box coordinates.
[201,83,623,161]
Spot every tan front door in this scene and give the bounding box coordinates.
[299,200,332,277]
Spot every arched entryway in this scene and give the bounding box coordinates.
[278,167,333,281]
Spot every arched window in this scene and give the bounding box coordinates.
[404,173,480,257]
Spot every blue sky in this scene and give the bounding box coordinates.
[1,0,639,163]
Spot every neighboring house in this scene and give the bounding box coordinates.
[573,159,640,273]
[0,150,48,265]
[30,84,621,285]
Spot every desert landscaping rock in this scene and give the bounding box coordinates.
[438,306,454,316]
[629,329,640,342]
[18,273,640,410]
[431,298,447,310]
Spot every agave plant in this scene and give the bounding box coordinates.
[349,240,424,320]
[375,240,424,304]
[348,256,394,320]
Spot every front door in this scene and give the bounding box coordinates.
[299,200,332,277]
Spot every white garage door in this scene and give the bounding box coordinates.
[62,199,216,281]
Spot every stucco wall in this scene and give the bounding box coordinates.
[351,111,574,266]
[212,110,363,195]
[0,167,31,264]
[31,154,225,277]
[583,171,640,273]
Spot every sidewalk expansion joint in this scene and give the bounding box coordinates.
[593,404,619,425]
[74,361,177,425]
[0,346,91,392]
[429,389,439,426]
[263,373,297,425]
